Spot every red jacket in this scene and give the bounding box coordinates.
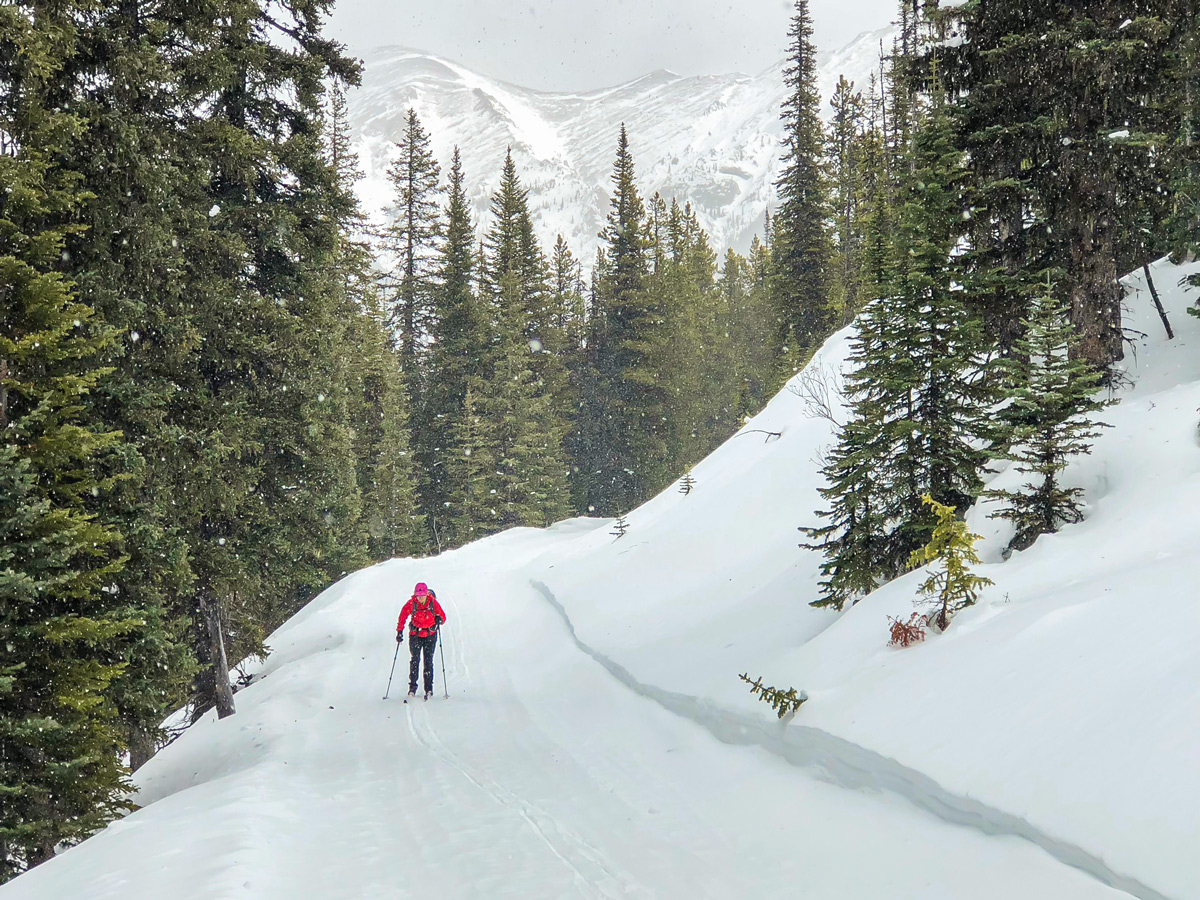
[397,595,446,639]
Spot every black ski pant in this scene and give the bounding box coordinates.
[409,632,438,693]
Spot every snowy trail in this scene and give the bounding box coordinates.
[1,528,1137,899]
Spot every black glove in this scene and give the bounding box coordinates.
[396,632,403,643]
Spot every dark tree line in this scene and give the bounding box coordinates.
[384,116,784,535]
[0,0,419,879]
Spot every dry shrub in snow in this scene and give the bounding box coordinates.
[888,613,928,648]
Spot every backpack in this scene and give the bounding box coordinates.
[410,594,439,636]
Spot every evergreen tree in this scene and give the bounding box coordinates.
[345,299,425,560]
[323,91,425,562]
[424,149,491,546]
[583,126,668,514]
[769,0,835,366]
[827,76,866,324]
[938,0,1186,368]
[549,235,586,350]
[803,84,992,609]
[478,154,572,529]
[0,4,137,875]
[171,0,365,717]
[384,108,442,379]
[910,495,993,631]
[857,74,892,308]
[53,0,199,769]
[445,387,501,541]
[1169,11,1200,311]
[987,286,1107,554]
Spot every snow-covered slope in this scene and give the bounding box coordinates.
[349,29,890,256]
[4,261,1196,900]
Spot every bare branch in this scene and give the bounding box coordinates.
[788,363,844,426]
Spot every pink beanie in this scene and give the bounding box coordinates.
[414,582,428,596]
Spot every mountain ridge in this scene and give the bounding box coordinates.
[348,27,894,258]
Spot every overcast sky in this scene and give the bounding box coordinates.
[327,0,897,92]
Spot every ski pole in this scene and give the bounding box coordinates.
[383,638,401,700]
[438,627,449,698]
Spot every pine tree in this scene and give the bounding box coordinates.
[345,300,425,560]
[323,93,425,562]
[910,496,993,631]
[938,0,1186,368]
[802,82,992,609]
[385,108,442,379]
[478,154,572,529]
[445,387,501,541]
[171,0,365,717]
[51,0,199,769]
[769,0,835,365]
[584,126,669,514]
[423,148,491,546]
[987,286,1107,554]
[0,4,138,875]
[719,245,777,423]
[1169,11,1200,311]
[549,235,586,351]
[857,74,892,308]
[827,76,866,324]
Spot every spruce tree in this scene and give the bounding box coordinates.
[0,4,137,875]
[478,154,572,529]
[770,0,835,367]
[171,0,364,717]
[445,387,501,541]
[51,0,198,769]
[987,286,1107,554]
[324,89,425,562]
[827,76,866,324]
[385,108,442,379]
[345,300,425,560]
[939,0,1186,368]
[549,235,586,351]
[424,148,491,546]
[910,495,993,631]
[803,84,992,609]
[1169,11,1200,310]
[584,126,667,514]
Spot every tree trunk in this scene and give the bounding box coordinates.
[196,591,236,720]
[1069,210,1123,370]
[128,727,157,773]
[0,357,8,430]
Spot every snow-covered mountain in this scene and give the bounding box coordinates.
[5,260,1196,900]
[349,29,891,256]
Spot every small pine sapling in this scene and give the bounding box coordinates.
[610,515,630,539]
[678,472,696,495]
[908,495,994,631]
[739,674,809,718]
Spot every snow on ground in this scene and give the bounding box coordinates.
[3,260,1197,900]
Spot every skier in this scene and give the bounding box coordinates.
[397,582,446,700]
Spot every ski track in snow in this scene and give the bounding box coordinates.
[529,581,1173,900]
[403,589,637,898]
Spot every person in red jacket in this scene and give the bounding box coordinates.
[396,582,446,699]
